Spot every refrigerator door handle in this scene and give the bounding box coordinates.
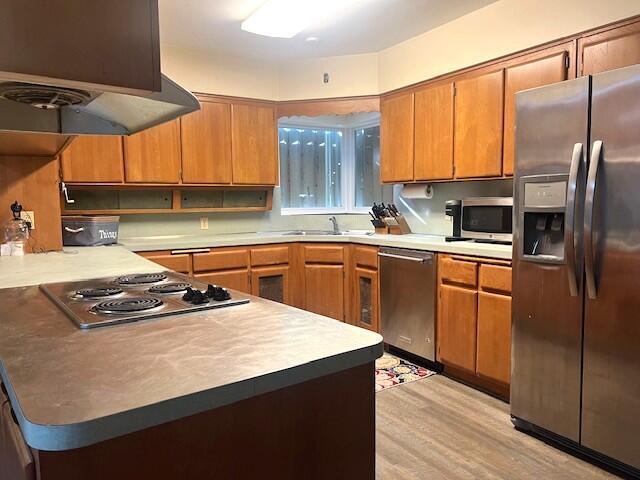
[585,140,602,300]
[565,142,583,297]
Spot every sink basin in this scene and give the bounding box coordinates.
[280,230,373,236]
[281,230,344,236]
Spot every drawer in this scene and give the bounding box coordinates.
[250,245,289,267]
[353,245,378,269]
[304,245,344,264]
[193,248,249,272]
[140,252,191,273]
[479,264,512,294]
[439,256,477,287]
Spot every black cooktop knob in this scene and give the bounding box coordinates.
[206,284,231,301]
[182,287,197,302]
[190,290,210,305]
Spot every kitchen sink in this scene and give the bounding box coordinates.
[280,230,373,236]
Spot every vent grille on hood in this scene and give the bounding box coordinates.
[0,83,92,110]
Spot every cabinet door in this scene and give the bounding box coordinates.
[60,135,124,183]
[194,269,250,294]
[123,119,181,183]
[438,284,478,372]
[414,83,454,180]
[454,70,504,178]
[380,92,414,183]
[579,21,640,76]
[231,104,278,185]
[305,264,344,321]
[180,101,232,184]
[354,267,378,332]
[251,265,290,304]
[503,50,569,175]
[477,291,512,385]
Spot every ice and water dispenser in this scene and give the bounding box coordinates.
[519,175,569,263]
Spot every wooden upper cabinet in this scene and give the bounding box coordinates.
[180,101,232,184]
[579,20,640,76]
[414,83,454,181]
[454,70,504,178]
[123,119,181,183]
[0,0,160,93]
[380,92,414,183]
[60,135,123,183]
[503,50,569,175]
[231,103,278,185]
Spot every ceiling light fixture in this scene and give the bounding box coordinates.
[242,0,359,38]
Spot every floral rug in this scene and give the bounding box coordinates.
[375,353,436,392]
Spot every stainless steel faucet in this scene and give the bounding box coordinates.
[329,216,339,234]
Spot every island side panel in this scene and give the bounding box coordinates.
[34,363,376,480]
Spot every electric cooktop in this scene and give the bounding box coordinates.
[40,271,250,329]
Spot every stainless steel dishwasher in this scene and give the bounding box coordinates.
[379,247,436,361]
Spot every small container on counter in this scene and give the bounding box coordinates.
[62,216,120,246]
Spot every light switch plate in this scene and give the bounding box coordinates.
[20,210,35,230]
[200,217,209,230]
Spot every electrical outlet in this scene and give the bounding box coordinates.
[20,210,35,230]
[200,217,209,230]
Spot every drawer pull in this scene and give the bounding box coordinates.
[170,248,210,255]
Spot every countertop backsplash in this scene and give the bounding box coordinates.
[394,180,514,236]
[118,181,513,239]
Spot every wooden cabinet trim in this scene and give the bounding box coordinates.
[578,19,640,76]
[353,266,379,332]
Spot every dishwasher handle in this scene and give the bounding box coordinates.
[378,252,429,263]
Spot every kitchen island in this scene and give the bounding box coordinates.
[0,247,383,479]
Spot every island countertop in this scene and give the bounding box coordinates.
[0,284,383,451]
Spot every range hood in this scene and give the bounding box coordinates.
[0,75,200,136]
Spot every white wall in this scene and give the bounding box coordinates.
[160,44,279,99]
[378,0,640,92]
[161,0,640,100]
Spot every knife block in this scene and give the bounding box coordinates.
[382,215,412,235]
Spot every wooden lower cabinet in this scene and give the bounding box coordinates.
[138,251,191,274]
[437,254,512,397]
[353,267,378,332]
[251,265,290,304]
[438,284,478,372]
[476,291,512,385]
[194,269,250,294]
[304,264,345,321]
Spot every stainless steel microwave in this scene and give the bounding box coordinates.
[461,197,513,242]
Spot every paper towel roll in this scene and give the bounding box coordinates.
[401,183,434,199]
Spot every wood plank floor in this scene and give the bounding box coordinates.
[376,375,618,480]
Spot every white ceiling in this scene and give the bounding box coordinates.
[158,0,498,62]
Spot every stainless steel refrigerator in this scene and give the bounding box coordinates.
[511,63,640,477]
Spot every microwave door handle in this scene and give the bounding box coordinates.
[565,142,582,297]
[584,140,602,300]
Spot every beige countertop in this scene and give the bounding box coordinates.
[120,231,513,260]
[0,246,165,289]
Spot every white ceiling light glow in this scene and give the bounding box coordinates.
[241,0,360,38]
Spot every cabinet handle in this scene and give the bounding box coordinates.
[378,252,427,262]
[170,248,211,255]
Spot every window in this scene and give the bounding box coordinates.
[279,115,392,214]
